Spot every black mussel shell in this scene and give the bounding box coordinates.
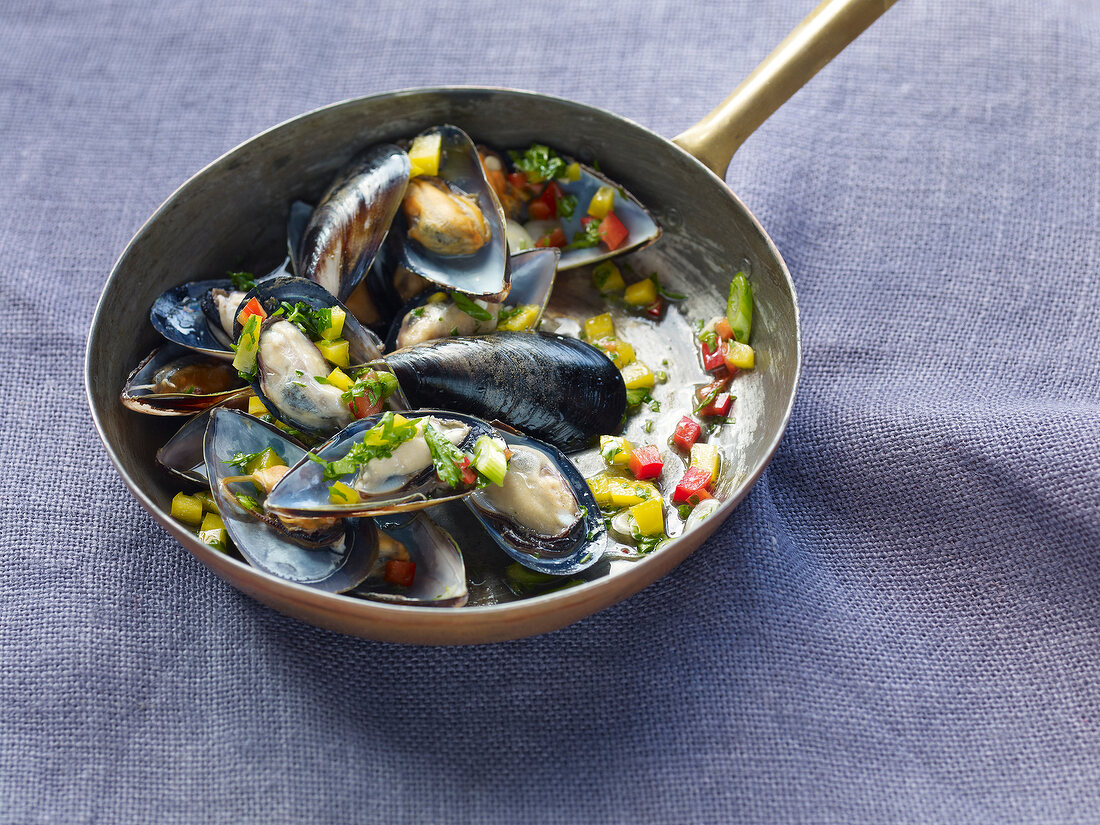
[204,408,377,592]
[352,511,468,607]
[297,144,410,302]
[384,332,626,452]
[121,344,250,416]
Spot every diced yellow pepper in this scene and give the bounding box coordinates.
[620,361,655,389]
[325,367,354,392]
[497,304,539,332]
[426,291,449,304]
[630,498,665,536]
[599,435,634,466]
[408,133,442,177]
[583,312,616,342]
[587,185,615,219]
[689,443,720,485]
[594,337,635,368]
[609,478,660,508]
[329,481,360,505]
[198,512,227,552]
[245,447,285,475]
[315,338,350,368]
[170,492,204,527]
[320,307,346,341]
[362,414,411,447]
[586,474,614,507]
[724,341,755,370]
[561,162,581,182]
[247,395,269,417]
[592,261,625,294]
[624,278,659,307]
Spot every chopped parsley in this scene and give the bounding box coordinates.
[340,369,399,409]
[309,412,419,480]
[228,271,255,291]
[223,450,263,472]
[556,192,578,218]
[564,219,601,250]
[234,494,261,513]
[422,422,474,489]
[451,292,493,322]
[649,272,686,301]
[509,144,566,183]
[273,301,332,341]
[700,330,719,351]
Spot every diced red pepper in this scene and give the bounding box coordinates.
[507,172,529,190]
[457,455,477,486]
[697,377,730,400]
[715,317,733,341]
[528,200,552,221]
[598,211,629,251]
[384,559,417,587]
[236,297,267,326]
[701,339,727,371]
[673,416,702,451]
[628,444,664,480]
[672,466,714,504]
[535,227,567,248]
[644,298,664,321]
[698,392,732,417]
[348,393,384,420]
[536,181,562,218]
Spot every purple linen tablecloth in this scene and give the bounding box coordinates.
[3,0,1099,822]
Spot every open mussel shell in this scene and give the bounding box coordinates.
[384,332,625,453]
[385,246,559,351]
[264,410,498,518]
[205,408,378,592]
[149,260,294,357]
[121,343,251,415]
[296,144,411,302]
[237,276,388,438]
[467,429,607,576]
[399,125,510,298]
[352,512,468,607]
[552,161,661,270]
[155,394,252,484]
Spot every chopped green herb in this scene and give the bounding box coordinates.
[410,306,425,318]
[626,387,656,408]
[693,319,706,333]
[556,192,578,218]
[634,532,664,554]
[508,144,566,183]
[309,412,419,479]
[496,305,524,324]
[451,292,493,322]
[564,219,602,251]
[234,494,261,513]
[700,330,719,350]
[649,272,686,301]
[642,419,654,433]
[340,369,399,409]
[676,504,694,520]
[224,450,263,472]
[423,422,473,489]
[276,301,332,341]
[228,271,255,291]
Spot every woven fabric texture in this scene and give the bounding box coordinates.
[2,0,1099,822]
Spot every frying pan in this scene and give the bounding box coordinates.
[85,0,896,644]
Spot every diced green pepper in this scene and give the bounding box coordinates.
[170,492,204,527]
[232,314,261,376]
[726,272,753,344]
[198,512,228,552]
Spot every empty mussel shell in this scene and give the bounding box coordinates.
[352,511,468,607]
[204,408,377,592]
[466,428,607,576]
[296,143,411,302]
[398,125,510,299]
[155,394,252,484]
[263,410,498,518]
[383,332,626,453]
[121,343,251,415]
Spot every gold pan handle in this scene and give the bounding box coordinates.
[673,0,899,178]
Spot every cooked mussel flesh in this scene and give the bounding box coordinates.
[402,176,491,256]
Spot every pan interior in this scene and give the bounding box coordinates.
[86,88,799,635]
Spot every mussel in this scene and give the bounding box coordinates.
[466,428,607,576]
[205,408,378,592]
[263,410,499,518]
[353,512,468,607]
[384,332,626,452]
[297,144,411,302]
[397,125,510,298]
